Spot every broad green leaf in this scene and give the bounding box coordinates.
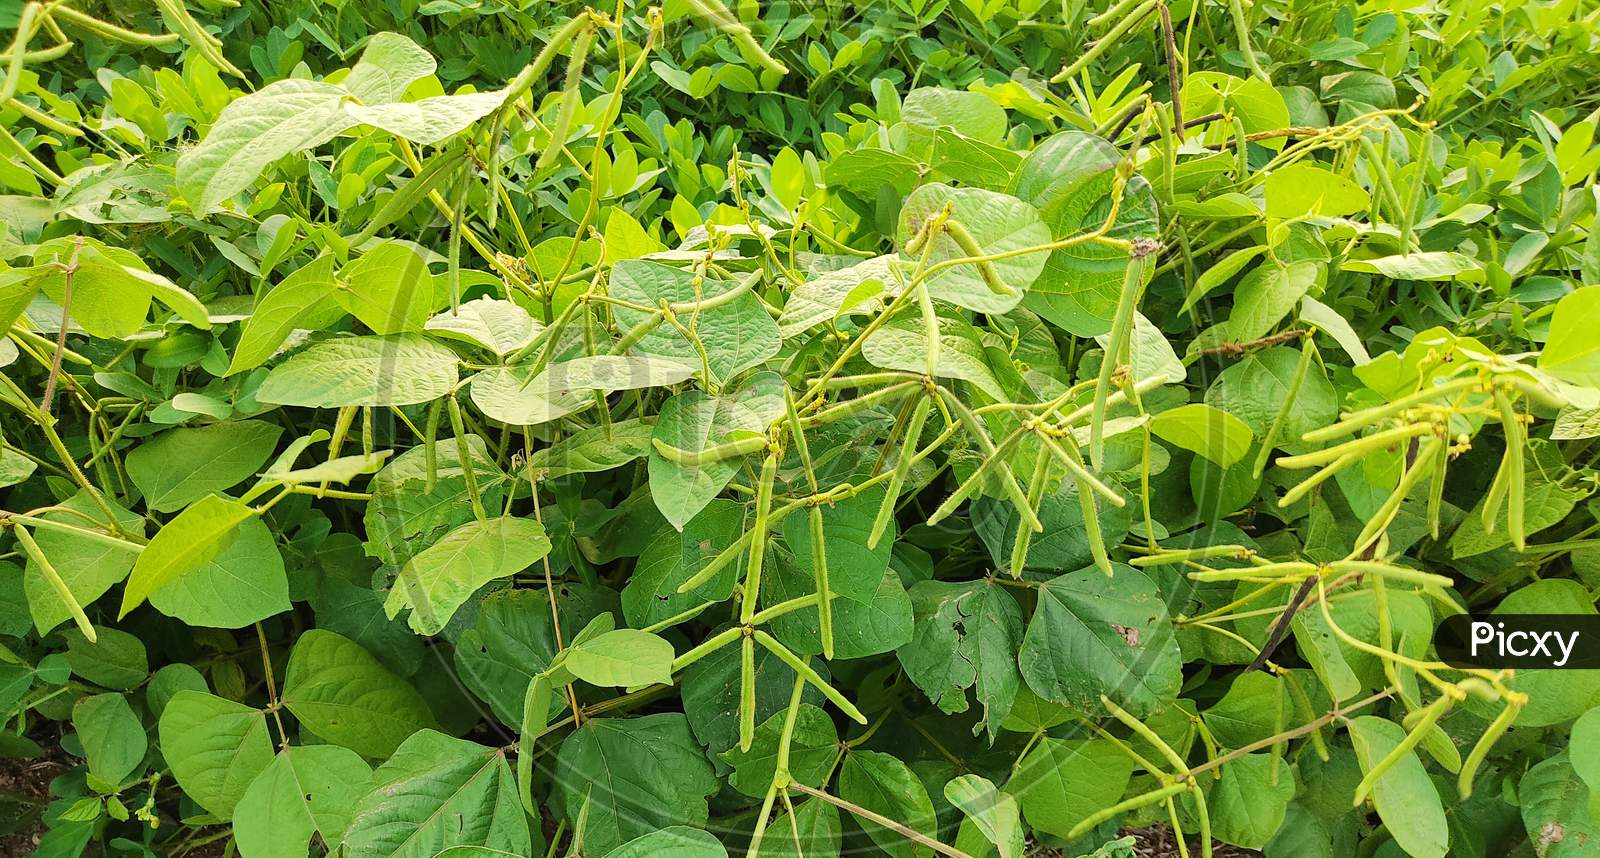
[782,488,893,601]
[1150,403,1254,467]
[1487,580,1600,727]
[228,254,339,375]
[837,751,937,858]
[753,799,839,858]
[609,259,780,384]
[178,79,353,213]
[1348,716,1448,858]
[335,240,436,335]
[1094,312,1185,384]
[72,693,146,785]
[1013,131,1160,337]
[621,499,745,627]
[62,625,148,689]
[1573,707,1600,793]
[233,746,371,858]
[426,297,542,357]
[944,775,1024,858]
[1203,671,1288,748]
[120,494,255,617]
[1540,286,1600,387]
[896,183,1049,313]
[384,516,550,635]
[603,827,729,858]
[342,32,436,103]
[563,628,674,688]
[1018,564,1181,718]
[1452,470,1582,558]
[282,630,437,758]
[1208,753,1294,848]
[158,690,275,820]
[679,628,830,758]
[1226,261,1322,342]
[972,479,1132,575]
[1263,163,1369,217]
[1204,346,1337,452]
[344,89,508,145]
[364,435,508,566]
[902,87,1008,142]
[1342,252,1482,281]
[765,561,914,659]
[1297,295,1369,364]
[125,421,283,513]
[1518,754,1598,858]
[147,514,289,628]
[23,492,142,635]
[553,714,719,855]
[777,255,901,337]
[648,390,766,530]
[256,334,459,408]
[718,704,838,797]
[862,313,1006,400]
[454,589,575,726]
[526,418,655,479]
[343,730,531,858]
[824,147,920,199]
[1011,738,1134,842]
[898,579,1023,738]
[771,146,805,210]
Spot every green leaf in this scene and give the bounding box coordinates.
[777,255,900,337]
[342,32,436,103]
[553,714,719,855]
[256,334,459,408]
[1518,754,1598,858]
[384,516,550,634]
[228,254,339,375]
[1572,707,1600,793]
[1488,580,1600,727]
[1226,261,1322,342]
[1011,738,1134,841]
[158,690,276,820]
[125,421,283,513]
[178,79,353,214]
[1540,285,1600,387]
[23,492,142,635]
[563,628,674,688]
[147,513,289,628]
[1348,716,1448,858]
[1202,671,1288,748]
[648,391,766,530]
[1341,252,1482,281]
[472,355,693,425]
[120,494,256,618]
[1264,163,1369,217]
[944,774,1024,858]
[335,240,436,335]
[603,827,729,858]
[526,419,654,479]
[902,87,1008,142]
[1204,346,1337,449]
[863,313,1005,400]
[718,704,838,797]
[609,260,780,384]
[343,730,531,858]
[621,499,745,627]
[771,146,805,210]
[896,183,1049,313]
[363,435,508,566]
[1018,564,1182,718]
[62,625,147,689]
[898,579,1023,738]
[1208,753,1294,848]
[233,746,371,858]
[837,751,938,858]
[454,589,567,726]
[282,629,437,758]
[1013,131,1160,337]
[426,297,542,357]
[1150,403,1255,467]
[72,693,146,785]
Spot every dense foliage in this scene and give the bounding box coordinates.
[2,0,1600,856]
